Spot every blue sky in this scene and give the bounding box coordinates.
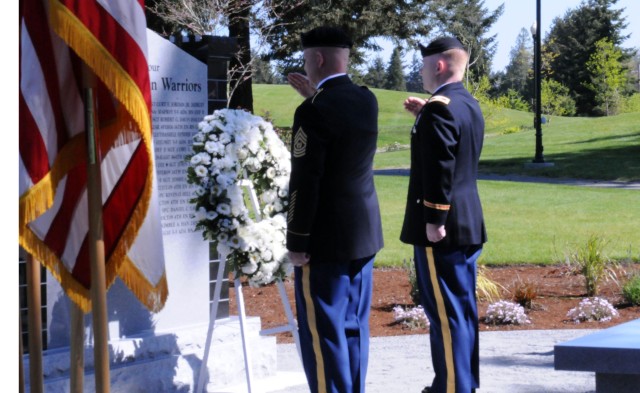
[376,0,639,73]
[485,0,639,72]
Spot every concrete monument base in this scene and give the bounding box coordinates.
[24,316,277,392]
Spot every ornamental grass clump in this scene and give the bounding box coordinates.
[512,277,538,309]
[393,305,429,330]
[563,234,619,296]
[566,297,619,323]
[477,264,503,303]
[622,274,640,306]
[484,300,531,325]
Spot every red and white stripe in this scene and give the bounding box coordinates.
[19,0,167,311]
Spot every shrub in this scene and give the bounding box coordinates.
[622,275,640,306]
[512,277,538,309]
[563,234,619,296]
[484,300,531,325]
[393,305,429,330]
[618,93,640,114]
[566,297,619,323]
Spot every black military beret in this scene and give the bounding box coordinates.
[419,37,465,57]
[301,26,353,49]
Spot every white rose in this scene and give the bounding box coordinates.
[195,165,208,177]
[190,155,202,165]
[194,207,207,221]
[241,261,258,275]
[198,152,211,166]
[261,249,273,262]
[216,203,231,215]
[266,167,277,179]
[205,141,219,154]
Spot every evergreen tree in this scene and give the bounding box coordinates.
[262,0,432,70]
[405,53,424,93]
[544,0,631,115]
[501,28,533,99]
[364,57,387,89]
[584,38,627,115]
[385,47,406,91]
[427,0,504,83]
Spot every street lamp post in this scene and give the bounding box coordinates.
[531,0,545,163]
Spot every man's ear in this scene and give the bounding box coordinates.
[315,50,325,68]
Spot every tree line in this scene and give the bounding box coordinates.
[146,0,639,117]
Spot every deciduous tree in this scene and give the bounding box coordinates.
[584,38,627,116]
[543,0,631,115]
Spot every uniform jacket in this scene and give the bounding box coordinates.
[287,75,384,262]
[400,82,487,248]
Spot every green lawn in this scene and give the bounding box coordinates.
[253,84,640,267]
[374,176,640,267]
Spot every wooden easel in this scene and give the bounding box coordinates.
[195,180,301,393]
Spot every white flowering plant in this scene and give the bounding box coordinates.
[484,300,531,325]
[393,305,429,330]
[186,109,292,286]
[566,297,619,323]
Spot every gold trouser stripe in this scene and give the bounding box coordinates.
[426,247,456,393]
[302,265,327,392]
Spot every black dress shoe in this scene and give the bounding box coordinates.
[422,388,475,393]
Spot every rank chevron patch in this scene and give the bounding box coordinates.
[293,127,308,158]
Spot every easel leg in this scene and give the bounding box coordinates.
[235,275,254,393]
[276,279,302,362]
[195,253,228,393]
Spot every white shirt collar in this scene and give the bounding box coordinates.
[317,73,347,89]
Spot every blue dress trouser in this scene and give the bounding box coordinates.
[414,245,482,393]
[294,255,375,393]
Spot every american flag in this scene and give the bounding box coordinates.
[19,0,167,312]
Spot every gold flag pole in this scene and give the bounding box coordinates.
[69,302,85,393]
[83,66,111,393]
[19,312,25,393]
[26,254,43,393]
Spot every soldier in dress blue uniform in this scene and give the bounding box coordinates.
[400,37,487,393]
[285,26,384,393]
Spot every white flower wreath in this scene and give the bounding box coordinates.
[186,109,292,286]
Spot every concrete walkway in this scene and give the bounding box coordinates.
[374,169,640,190]
[216,329,602,393]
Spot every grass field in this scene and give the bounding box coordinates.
[374,176,640,267]
[253,84,640,267]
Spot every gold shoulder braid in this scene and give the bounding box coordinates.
[427,95,451,105]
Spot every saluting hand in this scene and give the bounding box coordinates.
[426,223,446,243]
[287,73,317,99]
[404,96,427,117]
[288,251,311,267]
